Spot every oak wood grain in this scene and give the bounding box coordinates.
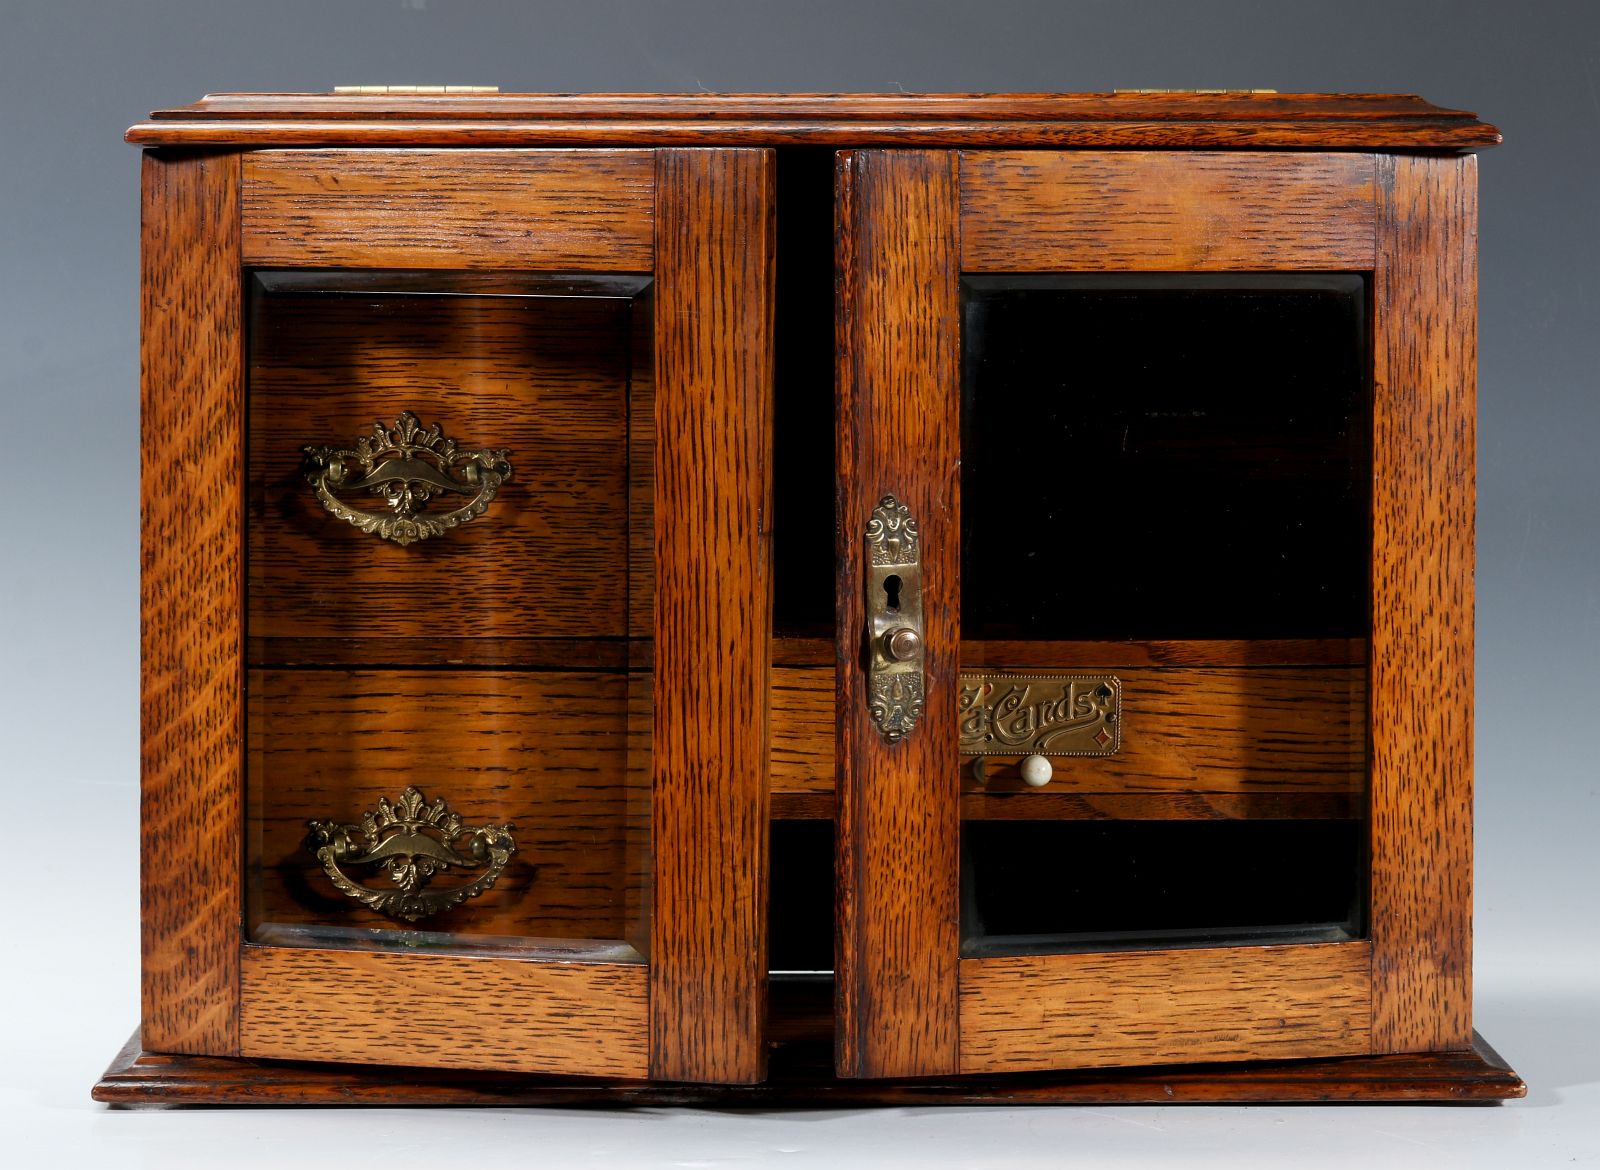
[1369,154,1477,1054]
[770,666,835,792]
[772,664,1365,797]
[959,942,1372,1073]
[648,148,776,1084]
[960,152,1376,271]
[241,149,654,270]
[95,1024,1526,1106]
[247,289,638,642]
[139,150,244,1057]
[239,946,648,1076]
[834,149,962,1078]
[246,669,646,940]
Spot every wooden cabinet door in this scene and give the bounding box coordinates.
[140,147,775,1083]
[834,149,1475,1076]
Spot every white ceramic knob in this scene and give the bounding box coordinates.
[1020,754,1053,787]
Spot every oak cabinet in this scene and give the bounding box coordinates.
[97,91,1523,1105]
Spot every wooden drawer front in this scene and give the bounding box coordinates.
[248,287,648,645]
[241,149,655,271]
[247,669,649,945]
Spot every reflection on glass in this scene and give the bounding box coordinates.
[961,820,1364,957]
[961,274,1369,641]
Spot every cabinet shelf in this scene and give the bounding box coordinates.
[773,636,1366,668]
[771,790,1361,822]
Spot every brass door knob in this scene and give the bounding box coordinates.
[884,627,922,662]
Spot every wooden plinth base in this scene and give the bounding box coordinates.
[94,1028,1524,1107]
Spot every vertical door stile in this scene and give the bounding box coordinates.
[834,149,963,1079]
[140,149,246,1057]
[650,148,777,1084]
[1369,153,1477,1053]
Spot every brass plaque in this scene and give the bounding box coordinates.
[958,673,1121,756]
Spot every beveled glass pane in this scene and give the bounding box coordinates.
[958,273,1370,957]
[243,270,652,961]
[961,274,1369,641]
[960,820,1363,958]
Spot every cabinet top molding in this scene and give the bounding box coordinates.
[127,92,1499,150]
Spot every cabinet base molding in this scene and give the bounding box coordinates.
[94,1028,1523,1107]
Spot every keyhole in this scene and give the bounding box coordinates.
[883,574,902,612]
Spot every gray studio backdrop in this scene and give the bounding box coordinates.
[1,0,1594,1051]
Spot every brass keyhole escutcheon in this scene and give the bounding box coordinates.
[865,495,925,743]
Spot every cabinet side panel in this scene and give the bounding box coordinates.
[1370,153,1476,1052]
[649,148,776,1084]
[835,150,962,1078]
[140,150,244,1055]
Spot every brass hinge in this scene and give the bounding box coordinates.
[1113,88,1277,95]
[332,85,500,95]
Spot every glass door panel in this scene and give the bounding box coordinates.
[244,270,654,963]
[957,273,1370,960]
[960,274,1369,640]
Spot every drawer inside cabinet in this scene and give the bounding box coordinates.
[246,668,650,957]
[246,272,653,649]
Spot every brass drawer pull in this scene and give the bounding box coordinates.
[306,786,516,923]
[303,411,512,547]
[866,494,925,742]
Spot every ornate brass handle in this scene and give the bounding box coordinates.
[306,786,516,923]
[303,411,512,547]
[866,494,925,742]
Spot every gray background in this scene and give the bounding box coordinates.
[2,1,1595,1164]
